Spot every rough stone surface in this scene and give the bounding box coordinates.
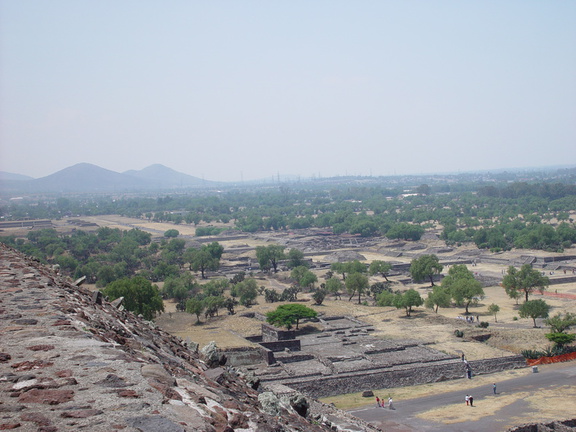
[0,244,378,431]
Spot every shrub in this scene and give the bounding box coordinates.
[454,329,464,338]
[478,321,489,328]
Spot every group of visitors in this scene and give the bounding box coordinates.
[375,396,394,409]
[456,315,478,323]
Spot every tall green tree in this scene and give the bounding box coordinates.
[231,278,258,307]
[442,264,484,314]
[369,260,392,282]
[410,254,443,286]
[519,299,550,328]
[325,277,343,299]
[286,248,309,269]
[290,266,318,290]
[393,288,424,317]
[186,249,219,279]
[502,264,549,302]
[186,297,205,323]
[345,272,369,304]
[425,286,452,313]
[255,244,286,273]
[103,276,164,320]
[204,242,224,259]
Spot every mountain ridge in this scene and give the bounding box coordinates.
[0,163,218,194]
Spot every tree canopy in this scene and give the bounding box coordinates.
[502,264,550,302]
[393,288,424,317]
[255,244,286,273]
[410,254,443,286]
[266,304,317,330]
[441,264,484,314]
[369,260,392,281]
[103,276,164,320]
[345,272,369,304]
[519,299,550,327]
[425,286,451,313]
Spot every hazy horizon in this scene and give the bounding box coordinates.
[1,161,576,184]
[1,1,575,181]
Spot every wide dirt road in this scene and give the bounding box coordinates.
[349,362,576,431]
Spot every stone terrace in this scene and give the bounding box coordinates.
[250,317,525,399]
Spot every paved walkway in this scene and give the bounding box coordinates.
[349,361,576,431]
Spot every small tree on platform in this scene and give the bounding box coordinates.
[266,304,317,330]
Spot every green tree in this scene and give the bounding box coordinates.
[442,264,484,314]
[204,241,224,259]
[376,290,397,307]
[501,266,523,305]
[266,304,317,330]
[386,223,425,241]
[410,254,443,286]
[503,264,549,302]
[425,286,451,313]
[202,278,229,297]
[369,260,392,282]
[325,277,343,300]
[488,304,500,322]
[345,272,369,304]
[203,296,224,319]
[290,266,317,290]
[393,288,424,317]
[545,312,576,334]
[188,249,219,279]
[255,244,286,273]
[545,332,576,348]
[519,299,550,327]
[232,278,258,307]
[103,276,164,321]
[287,248,309,269]
[312,288,327,305]
[164,229,180,238]
[186,297,205,323]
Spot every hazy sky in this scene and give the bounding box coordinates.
[1,1,575,182]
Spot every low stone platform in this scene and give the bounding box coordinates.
[247,316,526,399]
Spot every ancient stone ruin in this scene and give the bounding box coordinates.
[236,316,525,399]
[0,244,378,432]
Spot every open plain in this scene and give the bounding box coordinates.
[3,215,576,430]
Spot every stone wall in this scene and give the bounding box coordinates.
[260,339,301,353]
[220,346,273,366]
[262,323,296,342]
[282,355,526,398]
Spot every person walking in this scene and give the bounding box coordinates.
[469,395,474,407]
[465,395,469,406]
[376,396,380,407]
[493,383,497,394]
[388,397,394,410]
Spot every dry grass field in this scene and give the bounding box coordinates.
[36,215,574,359]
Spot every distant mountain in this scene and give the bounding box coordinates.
[28,163,148,193]
[124,164,215,188]
[0,163,218,195]
[0,171,34,181]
